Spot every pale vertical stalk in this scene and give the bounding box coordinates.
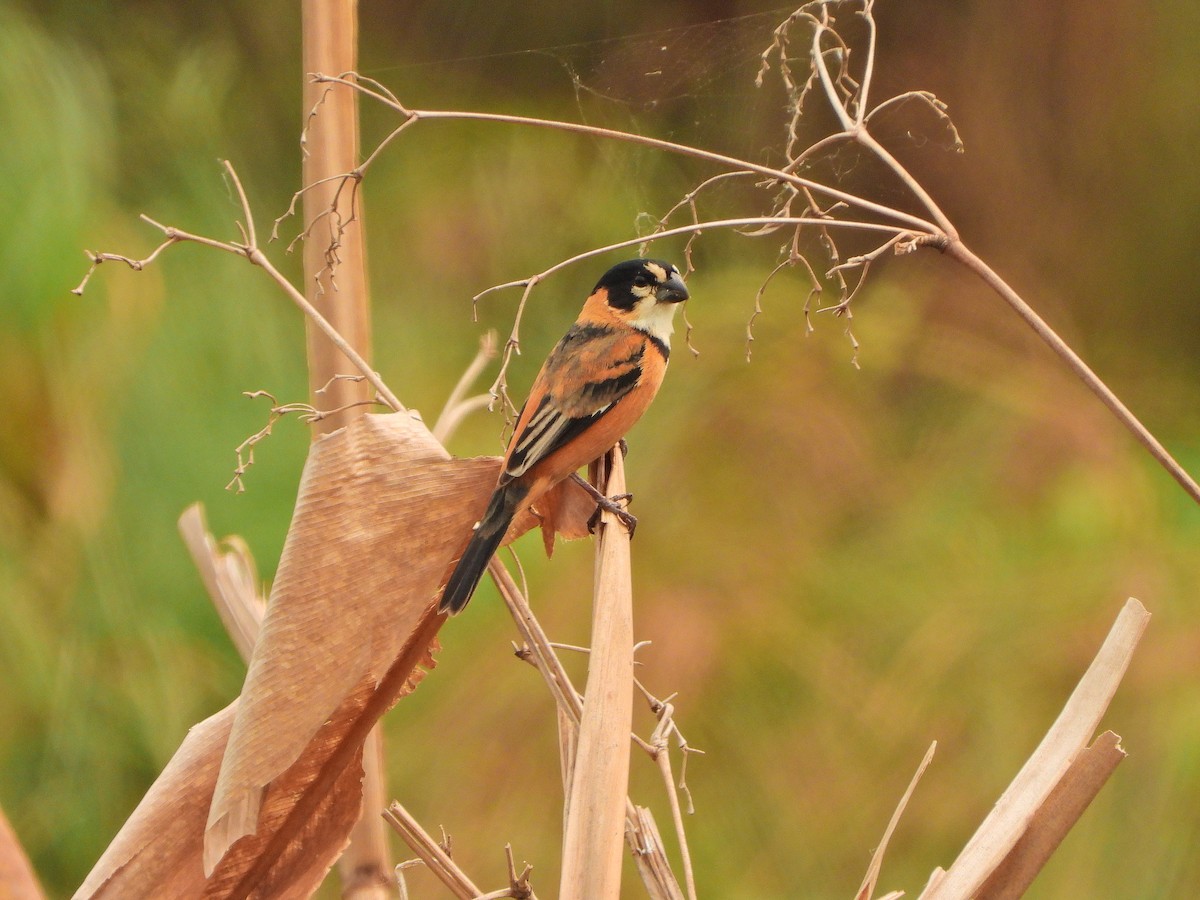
[300,2,392,893]
[341,728,394,898]
[560,452,635,899]
[302,0,373,435]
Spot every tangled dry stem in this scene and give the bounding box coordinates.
[295,0,1199,503]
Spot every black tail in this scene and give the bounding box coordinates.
[438,484,525,614]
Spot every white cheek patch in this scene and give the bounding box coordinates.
[630,296,679,345]
[644,262,667,284]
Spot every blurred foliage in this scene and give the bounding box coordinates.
[1,0,1198,897]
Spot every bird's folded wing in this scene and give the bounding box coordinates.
[502,327,646,481]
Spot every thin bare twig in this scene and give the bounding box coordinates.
[382,802,478,900]
[73,160,405,416]
[640,690,701,900]
[311,72,941,235]
[946,241,1200,504]
[226,389,377,493]
[856,741,937,900]
[471,214,924,405]
[433,331,500,443]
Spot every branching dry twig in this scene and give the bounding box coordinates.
[635,682,704,900]
[226,389,376,493]
[301,1,1200,504]
[383,803,539,900]
[382,802,479,900]
[469,214,917,408]
[73,160,404,417]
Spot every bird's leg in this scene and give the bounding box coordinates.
[572,458,637,537]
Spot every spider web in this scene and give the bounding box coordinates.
[363,9,794,156]
[361,8,959,197]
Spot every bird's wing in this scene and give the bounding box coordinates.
[501,324,646,483]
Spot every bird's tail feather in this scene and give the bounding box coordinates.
[438,484,525,614]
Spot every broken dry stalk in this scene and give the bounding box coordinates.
[921,598,1149,898]
[382,802,479,899]
[856,741,937,900]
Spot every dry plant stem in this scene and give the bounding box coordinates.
[856,741,937,900]
[651,735,696,900]
[813,21,1199,502]
[248,242,401,412]
[629,681,702,898]
[946,241,1200,504]
[302,0,375,437]
[922,598,1150,900]
[433,331,500,443]
[560,450,635,900]
[310,73,941,235]
[342,727,394,899]
[797,2,1199,502]
[382,802,480,899]
[299,9,393,889]
[73,172,403,414]
[626,807,686,900]
[491,560,689,899]
[975,731,1125,900]
[491,558,584,720]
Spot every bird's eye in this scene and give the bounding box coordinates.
[632,275,649,288]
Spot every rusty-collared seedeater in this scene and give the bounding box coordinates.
[438,258,689,614]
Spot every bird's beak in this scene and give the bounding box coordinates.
[656,273,689,304]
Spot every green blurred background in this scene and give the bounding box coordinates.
[2,0,1198,896]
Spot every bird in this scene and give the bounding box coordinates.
[438,258,690,615]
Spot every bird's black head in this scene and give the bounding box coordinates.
[593,259,689,312]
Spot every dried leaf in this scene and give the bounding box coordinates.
[203,683,375,899]
[975,731,1125,899]
[179,504,266,662]
[921,598,1149,899]
[80,411,595,898]
[205,412,593,877]
[76,704,233,897]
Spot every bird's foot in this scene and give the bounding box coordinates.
[587,491,637,537]
[571,472,637,536]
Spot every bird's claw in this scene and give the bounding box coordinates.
[588,492,637,537]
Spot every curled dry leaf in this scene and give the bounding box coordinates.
[77,411,593,898]
[204,411,593,877]
[74,702,366,900]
